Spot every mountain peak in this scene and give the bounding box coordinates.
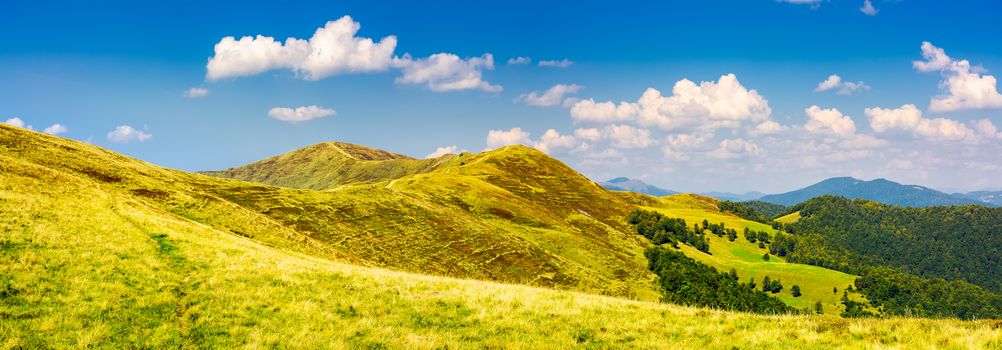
[311,141,412,161]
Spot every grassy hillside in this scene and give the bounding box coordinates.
[2,133,1000,348]
[643,195,863,313]
[0,124,656,300]
[200,141,450,190]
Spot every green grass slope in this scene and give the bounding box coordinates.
[0,124,655,300]
[643,195,863,313]
[2,127,1000,348]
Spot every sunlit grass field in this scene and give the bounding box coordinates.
[2,124,1001,348]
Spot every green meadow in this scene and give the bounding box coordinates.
[2,124,1000,348]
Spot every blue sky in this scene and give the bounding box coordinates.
[2,0,1001,193]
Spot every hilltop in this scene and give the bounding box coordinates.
[759,177,984,207]
[3,124,1000,348]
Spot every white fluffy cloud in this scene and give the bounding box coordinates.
[107,125,152,143]
[183,87,209,98]
[484,128,582,154]
[515,84,582,107]
[860,0,878,15]
[4,118,67,135]
[393,53,501,92]
[206,16,397,81]
[507,56,531,65]
[864,104,1000,142]
[574,128,603,142]
[750,120,787,136]
[267,105,337,122]
[570,74,771,131]
[912,42,1002,112]
[43,124,68,135]
[485,127,533,150]
[534,129,578,153]
[912,42,952,73]
[538,59,573,68]
[425,145,466,158]
[814,74,870,95]
[4,117,31,130]
[709,138,762,159]
[804,105,856,137]
[604,124,654,149]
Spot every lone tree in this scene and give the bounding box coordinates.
[762,276,771,292]
[762,253,770,261]
[791,285,802,297]
[814,301,823,314]
[833,286,838,294]
[771,279,783,293]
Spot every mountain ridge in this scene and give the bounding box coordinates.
[759,176,985,207]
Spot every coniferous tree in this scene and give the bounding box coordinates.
[762,253,770,261]
[762,276,771,293]
[815,301,823,314]
[771,280,783,293]
[758,241,766,249]
[791,285,801,297]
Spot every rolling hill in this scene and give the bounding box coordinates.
[0,124,657,300]
[759,177,983,207]
[2,124,1002,347]
[599,177,677,196]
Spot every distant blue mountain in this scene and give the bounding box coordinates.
[600,177,677,197]
[759,177,985,207]
[700,191,765,202]
[953,191,1002,207]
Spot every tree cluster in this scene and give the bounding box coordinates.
[645,247,795,314]
[628,210,710,253]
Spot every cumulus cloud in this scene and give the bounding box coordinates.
[538,59,573,68]
[804,105,857,136]
[425,145,466,158]
[485,127,533,150]
[107,125,152,143]
[912,41,952,73]
[534,129,578,153]
[515,84,582,107]
[206,16,397,81]
[570,74,771,131]
[574,128,603,142]
[43,124,68,135]
[749,120,787,136]
[860,0,878,15]
[912,42,1002,112]
[864,104,999,142]
[393,53,501,92]
[4,117,32,130]
[814,74,870,95]
[604,124,654,149]
[507,56,531,65]
[268,105,336,122]
[183,87,209,98]
[709,138,762,159]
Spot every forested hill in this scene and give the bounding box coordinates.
[784,196,1002,293]
[759,177,983,207]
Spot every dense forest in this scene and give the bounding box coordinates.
[645,247,795,314]
[785,196,1002,293]
[780,196,1002,319]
